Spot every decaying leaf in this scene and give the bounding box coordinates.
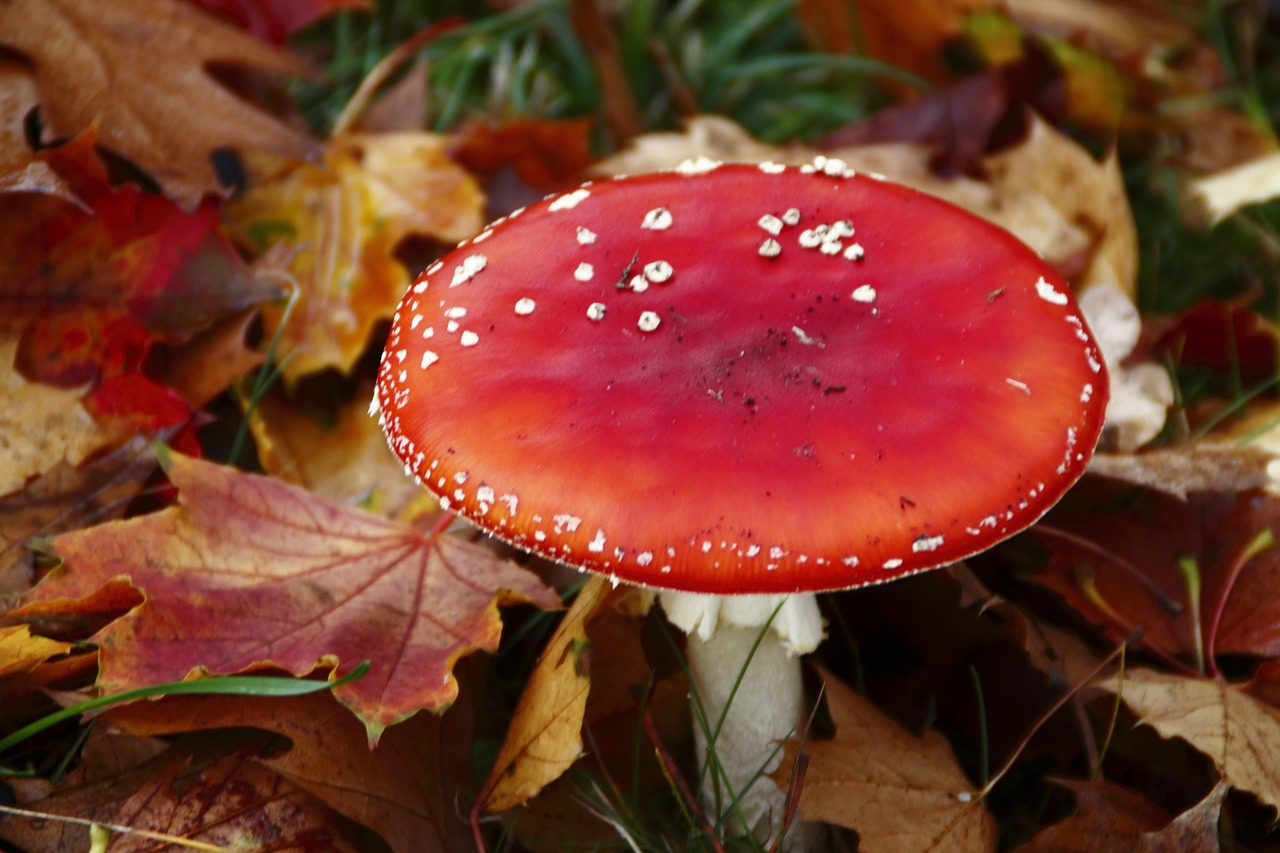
[0,59,76,200]
[226,132,484,384]
[15,451,559,741]
[771,667,996,852]
[1137,782,1225,853]
[481,575,610,813]
[0,0,317,210]
[0,625,73,677]
[103,688,476,853]
[1100,668,1280,813]
[1020,778,1170,852]
[2,733,358,853]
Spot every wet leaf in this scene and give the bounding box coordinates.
[15,451,559,741]
[482,575,609,813]
[226,132,484,383]
[1100,668,1280,812]
[0,0,316,210]
[771,667,996,852]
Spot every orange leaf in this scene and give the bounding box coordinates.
[481,575,610,813]
[226,132,484,384]
[1019,779,1170,851]
[771,667,996,852]
[0,625,73,677]
[17,451,559,741]
[0,0,317,211]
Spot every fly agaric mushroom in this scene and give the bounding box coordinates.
[374,157,1109,844]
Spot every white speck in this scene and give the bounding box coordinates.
[831,220,855,238]
[549,188,590,211]
[843,243,865,261]
[675,156,721,175]
[477,485,495,504]
[1035,276,1069,305]
[411,315,423,330]
[368,389,380,416]
[980,515,997,528]
[553,514,582,533]
[454,471,468,484]
[446,320,459,333]
[637,552,653,566]
[412,281,428,294]
[822,157,849,176]
[883,558,904,570]
[769,546,786,559]
[842,555,860,568]
[438,496,451,510]
[758,214,784,235]
[395,349,407,362]
[628,275,649,293]
[473,229,493,243]
[638,311,661,332]
[798,229,823,249]
[701,541,712,553]
[790,326,823,347]
[1005,377,1031,394]
[460,331,480,347]
[450,254,487,287]
[758,161,786,174]
[782,208,801,226]
[851,284,876,303]
[745,545,761,557]
[515,298,536,315]
[819,240,842,255]
[1086,350,1102,373]
[956,792,972,803]
[587,302,607,321]
[398,369,407,382]
[644,260,673,283]
[426,260,444,275]
[443,306,467,319]
[453,489,465,502]
[576,226,597,245]
[912,534,944,553]
[641,207,673,230]
[534,531,546,542]
[575,262,594,281]
[1081,383,1093,403]
[500,494,518,516]
[422,327,434,339]
[759,239,781,258]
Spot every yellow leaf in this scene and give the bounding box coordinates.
[227,132,484,384]
[0,625,73,677]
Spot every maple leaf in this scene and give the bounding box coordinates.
[1101,668,1280,813]
[16,451,560,741]
[0,0,317,211]
[2,732,358,852]
[101,689,476,853]
[226,132,484,384]
[771,667,996,852]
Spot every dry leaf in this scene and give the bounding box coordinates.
[0,0,317,210]
[226,132,484,383]
[1188,151,1280,224]
[16,451,559,741]
[0,625,73,676]
[1136,782,1225,853]
[1088,443,1276,500]
[1019,778,1170,852]
[0,59,76,200]
[103,689,476,853]
[482,575,609,813]
[772,667,996,852]
[1100,668,1280,812]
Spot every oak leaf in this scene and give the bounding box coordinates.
[0,0,317,211]
[1100,668,1280,812]
[226,132,484,383]
[101,689,476,853]
[16,451,559,741]
[772,667,996,852]
[481,575,610,813]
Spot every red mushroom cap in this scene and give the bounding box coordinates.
[376,159,1109,594]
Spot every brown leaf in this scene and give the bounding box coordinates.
[481,575,609,813]
[16,451,560,740]
[0,0,317,211]
[1137,782,1225,853]
[0,433,158,597]
[0,59,77,201]
[102,689,475,853]
[1019,778,1169,852]
[1100,668,1280,812]
[162,310,264,409]
[226,132,484,383]
[772,667,996,852]
[1088,443,1277,500]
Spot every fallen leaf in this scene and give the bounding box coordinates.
[1187,149,1280,224]
[15,451,559,741]
[226,132,484,383]
[102,688,475,853]
[0,336,125,500]
[1088,443,1276,500]
[191,0,370,44]
[162,310,264,409]
[1136,781,1225,853]
[0,0,317,210]
[0,59,76,201]
[249,384,428,517]
[1154,298,1280,388]
[1100,668,1280,812]
[772,667,996,852]
[2,738,358,852]
[482,575,609,813]
[1019,778,1170,852]
[0,625,73,677]
[451,118,595,193]
[844,0,993,85]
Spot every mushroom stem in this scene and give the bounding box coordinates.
[661,592,824,849]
